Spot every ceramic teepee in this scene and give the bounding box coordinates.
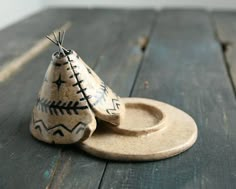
[30,32,124,144]
[30,31,198,161]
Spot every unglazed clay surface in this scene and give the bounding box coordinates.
[30,33,197,160]
[30,50,124,144]
[80,98,198,161]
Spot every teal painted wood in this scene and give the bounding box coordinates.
[100,10,236,189]
[0,9,154,189]
[0,9,236,189]
[0,9,68,67]
[49,10,156,189]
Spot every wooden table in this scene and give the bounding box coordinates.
[0,8,236,189]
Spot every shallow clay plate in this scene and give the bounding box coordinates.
[79,98,198,161]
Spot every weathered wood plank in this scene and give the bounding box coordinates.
[213,11,236,94]
[49,10,156,189]
[0,9,69,67]
[100,10,236,189]
[0,9,72,188]
[0,9,152,189]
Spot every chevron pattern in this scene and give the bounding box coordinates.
[33,119,87,137]
[106,96,121,115]
[36,98,89,115]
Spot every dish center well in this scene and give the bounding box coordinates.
[108,101,166,136]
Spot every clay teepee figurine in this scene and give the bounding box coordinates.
[30,32,124,144]
[30,31,198,161]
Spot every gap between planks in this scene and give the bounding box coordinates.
[220,42,236,97]
[211,14,236,98]
[97,12,158,189]
[45,150,63,189]
[0,21,72,83]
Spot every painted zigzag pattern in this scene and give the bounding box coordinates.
[106,97,121,115]
[33,119,86,137]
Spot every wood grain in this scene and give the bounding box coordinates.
[1,9,236,189]
[0,22,71,82]
[0,9,154,189]
[49,10,156,189]
[0,9,70,68]
[100,10,236,189]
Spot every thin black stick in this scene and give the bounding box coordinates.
[46,36,57,45]
[58,32,61,44]
[46,31,70,56]
[61,30,65,46]
[53,32,58,44]
[58,44,65,56]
